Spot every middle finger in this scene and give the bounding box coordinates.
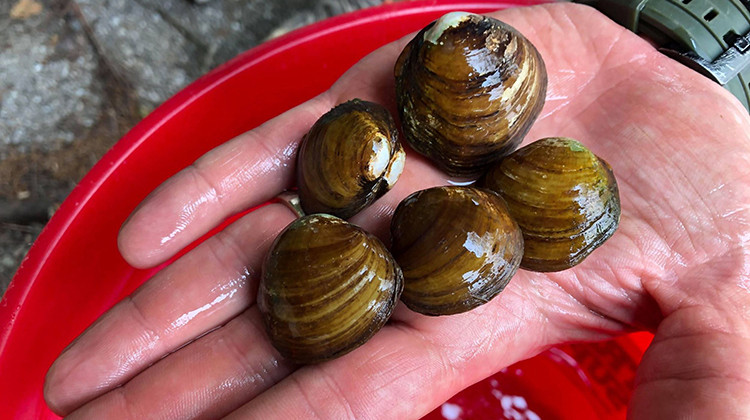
[45,203,296,414]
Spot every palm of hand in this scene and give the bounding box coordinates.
[45,4,750,419]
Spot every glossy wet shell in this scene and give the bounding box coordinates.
[390,186,523,315]
[395,12,547,178]
[483,137,621,272]
[258,214,403,364]
[297,99,405,219]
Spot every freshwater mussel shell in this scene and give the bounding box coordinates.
[482,137,621,272]
[258,214,403,364]
[297,99,405,219]
[395,12,547,178]
[390,186,523,315]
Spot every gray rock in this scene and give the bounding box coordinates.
[133,0,276,74]
[0,222,42,298]
[134,0,382,76]
[264,0,382,40]
[0,0,385,150]
[0,0,102,151]
[69,0,383,111]
[75,0,203,112]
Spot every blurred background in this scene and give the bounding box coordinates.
[0,0,408,294]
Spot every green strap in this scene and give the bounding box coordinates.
[582,0,750,111]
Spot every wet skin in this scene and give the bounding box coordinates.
[45,4,750,419]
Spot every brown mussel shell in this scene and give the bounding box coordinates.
[297,99,405,219]
[390,186,523,316]
[258,214,403,364]
[395,12,547,178]
[482,137,621,272]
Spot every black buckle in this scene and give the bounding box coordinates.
[660,31,750,86]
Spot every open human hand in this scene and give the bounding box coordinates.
[44,3,750,419]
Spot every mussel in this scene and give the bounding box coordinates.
[258,214,403,364]
[297,99,405,219]
[395,12,547,178]
[390,186,523,315]
[482,137,620,272]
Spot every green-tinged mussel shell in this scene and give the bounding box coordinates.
[390,186,523,315]
[395,12,547,178]
[482,137,621,272]
[297,99,405,219]
[258,214,403,364]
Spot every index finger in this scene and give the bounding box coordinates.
[117,95,331,268]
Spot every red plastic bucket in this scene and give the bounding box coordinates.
[0,1,651,418]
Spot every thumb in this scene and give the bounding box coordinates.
[629,256,750,418]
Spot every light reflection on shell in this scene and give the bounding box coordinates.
[390,186,523,315]
[483,137,621,272]
[395,12,547,178]
[258,214,403,363]
[297,99,405,219]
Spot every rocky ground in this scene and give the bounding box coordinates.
[0,0,395,295]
